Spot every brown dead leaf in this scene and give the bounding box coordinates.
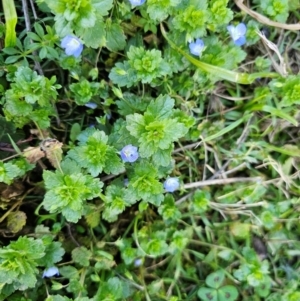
[23,146,45,163]
[40,138,63,169]
[30,129,50,140]
[1,181,25,201]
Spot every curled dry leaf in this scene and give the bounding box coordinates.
[23,146,45,164]
[40,138,63,169]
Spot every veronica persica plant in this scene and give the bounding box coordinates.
[61,35,83,57]
[129,0,146,6]
[164,177,180,192]
[120,145,139,163]
[227,23,247,46]
[189,38,205,56]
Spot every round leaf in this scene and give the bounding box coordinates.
[218,285,239,301]
[198,287,218,301]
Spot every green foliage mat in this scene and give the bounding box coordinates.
[0,0,300,300]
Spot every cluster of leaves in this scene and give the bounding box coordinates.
[2,66,61,129]
[0,232,64,300]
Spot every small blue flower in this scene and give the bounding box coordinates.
[85,102,97,109]
[134,258,143,267]
[227,23,247,46]
[124,178,129,187]
[120,145,139,163]
[42,266,59,278]
[129,0,146,6]
[163,177,180,192]
[189,39,205,56]
[61,35,83,57]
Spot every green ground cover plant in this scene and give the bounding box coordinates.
[0,0,300,300]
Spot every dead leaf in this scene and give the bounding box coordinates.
[30,129,50,140]
[7,211,27,233]
[23,146,45,163]
[40,138,63,169]
[1,181,25,201]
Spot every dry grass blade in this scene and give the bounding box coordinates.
[235,0,300,30]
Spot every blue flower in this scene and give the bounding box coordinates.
[120,145,139,163]
[227,23,247,46]
[189,39,205,56]
[129,0,146,6]
[61,35,83,57]
[85,102,97,109]
[134,258,143,267]
[163,177,180,192]
[42,266,59,278]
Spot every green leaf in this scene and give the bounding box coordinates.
[3,0,17,47]
[127,46,171,84]
[127,161,163,203]
[79,18,106,48]
[147,0,175,21]
[46,295,73,301]
[59,266,79,279]
[43,159,103,222]
[36,235,65,267]
[95,277,131,300]
[106,22,126,51]
[72,247,92,267]
[190,190,210,214]
[169,230,190,253]
[116,93,148,116]
[85,204,101,228]
[67,128,124,177]
[207,0,233,31]
[230,222,251,239]
[218,285,239,301]
[206,270,225,289]
[126,95,188,161]
[0,237,45,291]
[260,211,275,229]
[3,66,60,129]
[92,0,114,16]
[0,161,22,184]
[146,239,169,257]
[259,0,289,22]
[198,287,218,301]
[70,123,82,142]
[109,61,138,87]
[146,94,174,119]
[172,3,209,38]
[158,195,182,223]
[70,79,100,105]
[102,185,129,222]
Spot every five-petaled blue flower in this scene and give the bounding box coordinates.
[227,23,247,46]
[129,0,146,6]
[189,39,205,56]
[120,145,139,163]
[164,177,180,192]
[61,35,83,57]
[43,266,59,278]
